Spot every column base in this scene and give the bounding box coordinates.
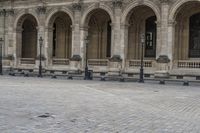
[154,70,169,78]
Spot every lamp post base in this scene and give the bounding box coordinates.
[38,65,42,78]
[139,68,144,83]
[84,67,89,80]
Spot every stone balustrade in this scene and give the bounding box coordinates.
[52,58,70,65]
[20,58,35,64]
[127,60,154,68]
[88,59,109,67]
[177,60,200,69]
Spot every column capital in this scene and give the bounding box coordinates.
[36,6,47,15]
[45,27,54,32]
[168,20,176,27]
[120,24,129,29]
[155,21,161,27]
[80,26,89,31]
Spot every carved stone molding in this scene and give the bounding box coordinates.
[168,20,176,27]
[72,0,83,11]
[156,55,170,63]
[112,0,123,8]
[160,0,170,4]
[70,55,82,61]
[109,55,122,62]
[37,6,47,15]
[0,9,15,17]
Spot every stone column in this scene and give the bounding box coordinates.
[156,21,161,59]
[120,24,129,71]
[71,3,82,57]
[168,20,176,69]
[155,0,171,78]
[70,2,82,71]
[112,0,123,57]
[79,27,88,71]
[109,0,123,73]
[14,28,23,67]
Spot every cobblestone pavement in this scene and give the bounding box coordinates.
[0,76,200,133]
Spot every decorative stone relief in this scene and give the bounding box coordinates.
[72,0,82,11]
[36,6,47,14]
[156,55,170,63]
[0,9,15,17]
[112,0,123,8]
[70,55,82,61]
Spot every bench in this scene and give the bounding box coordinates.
[9,68,34,77]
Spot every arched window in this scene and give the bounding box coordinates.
[189,13,200,58]
[87,9,112,59]
[22,18,37,58]
[145,16,157,57]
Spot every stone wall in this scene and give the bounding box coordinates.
[0,0,200,76]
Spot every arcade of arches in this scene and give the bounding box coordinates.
[1,0,200,77]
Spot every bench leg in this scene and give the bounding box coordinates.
[51,75,57,79]
[159,80,165,85]
[120,77,125,82]
[9,72,15,76]
[24,73,29,77]
[68,75,73,80]
[183,81,189,86]
[101,76,105,81]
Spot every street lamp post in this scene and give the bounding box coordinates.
[0,38,3,75]
[38,37,43,77]
[84,36,89,80]
[139,33,145,83]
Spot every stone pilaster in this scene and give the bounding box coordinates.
[36,5,47,67]
[160,0,169,57]
[155,0,170,78]
[167,20,176,69]
[79,26,88,70]
[112,0,123,57]
[71,1,82,70]
[71,1,82,57]
[120,24,129,70]
[110,0,123,72]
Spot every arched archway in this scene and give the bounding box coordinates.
[85,9,112,59]
[174,1,200,61]
[125,5,157,59]
[16,14,38,64]
[47,11,72,65]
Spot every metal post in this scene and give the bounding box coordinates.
[38,37,43,77]
[84,36,89,80]
[0,38,3,75]
[139,33,145,83]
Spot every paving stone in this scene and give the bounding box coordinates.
[0,76,200,132]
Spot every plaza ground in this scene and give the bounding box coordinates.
[0,76,200,133]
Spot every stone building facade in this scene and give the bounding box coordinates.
[0,0,200,78]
